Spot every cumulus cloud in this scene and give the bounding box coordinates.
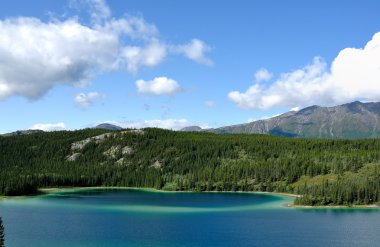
[121,40,167,74]
[173,39,213,66]
[74,92,105,108]
[229,32,380,110]
[97,119,212,130]
[99,119,193,130]
[136,77,180,96]
[0,0,212,100]
[30,122,67,131]
[205,100,216,108]
[0,17,119,100]
[255,68,273,82]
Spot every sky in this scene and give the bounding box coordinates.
[1,0,380,133]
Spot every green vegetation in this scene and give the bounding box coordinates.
[1,128,380,206]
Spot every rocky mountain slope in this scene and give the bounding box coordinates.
[209,101,380,139]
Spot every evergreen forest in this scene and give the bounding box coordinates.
[1,128,380,206]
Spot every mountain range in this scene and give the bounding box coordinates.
[4,101,380,139]
[184,101,380,139]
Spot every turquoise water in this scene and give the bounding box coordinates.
[1,189,380,247]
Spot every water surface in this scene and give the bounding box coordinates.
[1,189,380,247]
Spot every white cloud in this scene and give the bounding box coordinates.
[86,0,111,23]
[173,39,213,66]
[98,119,212,130]
[205,100,216,108]
[121,40,167,74]
[290,106,300,112]
[228,32,380,110]
[0,17,119,100]
[136,77,180,95]
[255,68,273,82]
[0,1,212,100]
[30,122,67,131]
[100,119,189,130]
[247,113,281,123]
[124,119,190,130]
[74,92,105,108]
[97,15,158,40]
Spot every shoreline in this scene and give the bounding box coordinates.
[3,186,380,209]
[287,203,380,209]
[40,186,299,198]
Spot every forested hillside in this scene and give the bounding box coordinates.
[1,128,380,206]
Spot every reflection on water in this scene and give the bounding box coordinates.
[1,189,380,247]
[39,189,289,213]
[0,216,4,247]
[297,208,380,214]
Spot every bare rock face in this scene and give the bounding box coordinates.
[103,145,133,159]
[121,129,144,135]
[103,146,120,158]
[66,153,81,162]
[68,133,117,162]
[71,139,92,151]
[151,160,162,170]
[122,146,133,155]
[92,133,116,141]
[71,133,115,151]
[116,158,124,165]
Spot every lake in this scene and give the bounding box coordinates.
[1,188,380,247]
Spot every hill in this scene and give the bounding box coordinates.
[1,128,380,206]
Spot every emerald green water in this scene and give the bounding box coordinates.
[1,189,380,247]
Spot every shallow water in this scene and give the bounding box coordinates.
[1,189,380,247]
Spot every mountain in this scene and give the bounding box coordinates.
[180,126,203,132]
[2,129,44,136]
[210,101,380,139]
[93,123,123,131]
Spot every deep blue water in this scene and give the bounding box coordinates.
[1,189,380,247]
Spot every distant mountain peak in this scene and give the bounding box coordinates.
[93,123,123,131]
[347,100,362,104]
[180,126,203,132]
[3,129,44,136]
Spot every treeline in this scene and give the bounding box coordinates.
[1,128,380,206]
[293,164,380,205]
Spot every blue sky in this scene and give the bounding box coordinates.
[1,0,380,133]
